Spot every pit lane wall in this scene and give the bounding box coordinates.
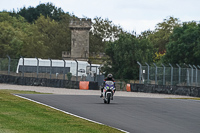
[126,83,200,97]
[0,75,98,90]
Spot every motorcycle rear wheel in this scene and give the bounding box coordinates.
[107,94,111,104]
[104,99,107,103]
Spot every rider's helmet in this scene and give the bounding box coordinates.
[107,73,113,79]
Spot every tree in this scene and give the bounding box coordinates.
[91,17,123,41]
[149,16,181,53]
[34,15,71,59]
[0,12,28,58]
[103,32,154,80]
[89,32,105,54]
[162,21,200,65]
[89,17,124,62]
[17,2,66,23]
[20,23,48,58]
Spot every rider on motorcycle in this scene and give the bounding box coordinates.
[100,73,116,97]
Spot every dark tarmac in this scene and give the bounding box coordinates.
[17,94,200,133]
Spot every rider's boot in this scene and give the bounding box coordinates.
[100,93,103,98]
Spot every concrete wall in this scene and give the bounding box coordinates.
[0,74,99,90]
[130,83,200,97]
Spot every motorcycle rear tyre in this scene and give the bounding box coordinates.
[104,99,107,103]
[107,94,111,104]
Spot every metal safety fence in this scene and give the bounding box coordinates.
[0,57,73,80]
[137,62,200,87]
[0,57,103,83]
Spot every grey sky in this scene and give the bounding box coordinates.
[0,0,199,34]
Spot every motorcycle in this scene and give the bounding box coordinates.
[103,81,115,104]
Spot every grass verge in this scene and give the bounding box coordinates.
[172,97,200,100]
[0,89,122,133]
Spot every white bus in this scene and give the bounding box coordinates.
[16,58,101,76]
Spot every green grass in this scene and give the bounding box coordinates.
[0,89,122,133]
[172,97,200,100]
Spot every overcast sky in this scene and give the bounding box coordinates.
[0,0,200,34]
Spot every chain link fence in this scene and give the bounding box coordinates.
[138,62,200,87]
[0,58,19,76]
[0,57,104,82]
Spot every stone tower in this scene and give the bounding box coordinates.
[69,18,92,60]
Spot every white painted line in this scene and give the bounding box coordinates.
[14,94,129,133]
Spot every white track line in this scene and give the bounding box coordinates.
[14,94,129,133]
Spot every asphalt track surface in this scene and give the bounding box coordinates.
[16,94,200,133]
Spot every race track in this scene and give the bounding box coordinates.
[16,94,200,133]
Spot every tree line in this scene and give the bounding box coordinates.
[1,3,200,80]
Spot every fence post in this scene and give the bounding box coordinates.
[49,58,52,79]
[169,63,173,86]
[63,59,66,80]
[36,57,39,79]
[95,66,98,82]
[88,60,91,71]
[6,55,10,75]
[153,63,157,85]
[189,64,193,86]
[145,62,150,84]
[176,64,181,85]
[75,59,78,82]
[20,56,24,78]
[161,63,165,85]
[183,64,190,86]
[197,65,200,87]
[193,65,198,87]
[98,65,101,75]
[0,59,1,71]
[137,61,142,84]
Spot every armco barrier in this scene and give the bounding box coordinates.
[17,77,25,85]
[24,77,38,86]
[2,74,199,97]
[89,81,99,90]
[0,74,80,89]
[46,79,61,87]
[63,80,79,89]
[175,86,200,97]
[0,75,10,83]
[130,83,144,92]
[79,81,89,90]
[130,83,200,97]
